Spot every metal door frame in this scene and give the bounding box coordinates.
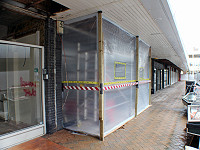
[0,40,46,149]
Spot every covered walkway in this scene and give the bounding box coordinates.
[10,81,187,150]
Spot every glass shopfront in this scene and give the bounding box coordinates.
[0,40,45,149]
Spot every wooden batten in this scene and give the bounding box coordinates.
[98,11,104,141]
[135,36,139,117]
[149,46,152,105]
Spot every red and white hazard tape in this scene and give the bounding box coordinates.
[63,82,138,91]
[103,82,138,91]
[64,85,99,91]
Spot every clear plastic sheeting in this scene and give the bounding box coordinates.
[138,84,149,114]
[138,40,150,114]
[103,18,136,134]
[62,14,151,137]
[62,15,99,136]
[139,41,149,80]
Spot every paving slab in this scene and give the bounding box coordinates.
[8,81,187,150]
[8,137,71,150]
[44,81,187,150]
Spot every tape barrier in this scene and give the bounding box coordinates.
[62,80,137,85]
[103,82,138,90]
[104,80,136,85]
[63,82,138,91]
[62,80,150,91]
[62,81,99,84]
[64,85,99,91]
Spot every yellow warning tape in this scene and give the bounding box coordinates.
[104,80,137,85]
[62,79,148,85]
[139,78,150,81]
[62,81,99,84]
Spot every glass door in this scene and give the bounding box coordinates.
[0,40,45,149]
[156,69,161,91]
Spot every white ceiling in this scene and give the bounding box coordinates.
[53,0,188,71]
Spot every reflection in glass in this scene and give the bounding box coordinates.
[0,44,42,135]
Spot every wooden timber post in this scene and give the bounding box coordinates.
[149,47,152,105]
[98,11,104,141]
[135,36,139,117]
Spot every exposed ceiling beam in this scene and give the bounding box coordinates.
[0,1,46,19]
[25,0,45,9]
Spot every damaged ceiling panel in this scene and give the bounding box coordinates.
[0,0,69,20]
[0,0,69,41]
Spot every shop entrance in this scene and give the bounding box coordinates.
[0,40,45,149]
[156,69,161,91]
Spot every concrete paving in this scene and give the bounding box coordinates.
[44,81,187,150]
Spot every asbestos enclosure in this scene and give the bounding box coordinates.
[62,16,99,136]
[62,13,150,138]
[138,41,150,114]
[103,18,136,135]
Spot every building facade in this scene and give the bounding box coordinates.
[188,48,200,73]
[181,48,200,82]
[0,0,188,149]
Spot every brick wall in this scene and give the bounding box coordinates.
[56,34,63,130]
[44,18,63,133]
[44,17,56,134]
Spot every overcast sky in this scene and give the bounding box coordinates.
[168,0,200,54]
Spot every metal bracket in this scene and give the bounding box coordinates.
[100,83,103,94]
[136,81,139,88]
[43,69,48,80]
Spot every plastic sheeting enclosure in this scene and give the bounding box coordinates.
[62,12,151,139]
